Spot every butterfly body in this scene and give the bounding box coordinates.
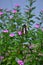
[22,24,28,34]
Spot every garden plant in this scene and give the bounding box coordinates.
[0,0,43,65]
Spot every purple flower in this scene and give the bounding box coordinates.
[12,10,17,13]
[17,60,24,65]
[0,56,4,60]
[9,33,15,37]
[35,24,40,28]
[15,4,20,7]
[0,12,3,15]
[18,31,22,35]
[3,29,8,33]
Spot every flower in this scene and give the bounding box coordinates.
[0,12,3,15]
[18,31,22,35]
[28,7,32,10]
[12,10,17,13]
[25,8,32,13]
[17,60,24,65]
[0,8,3,10]
[41,28,43,31]
[9,33,15,37]
[9,16,13,19]
[25,10,28,12]
[41,9,43,12]
[6,9,10,12]
[3,29,8,33]
[0,56,4,60]
[29,45,32,49]
[35,24,40,28]
[15,4,20,7]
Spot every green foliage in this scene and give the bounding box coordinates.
[0,0,43,65]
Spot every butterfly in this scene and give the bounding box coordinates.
[22,24,28,34]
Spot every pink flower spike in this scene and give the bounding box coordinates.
[15,4,20,7]
[18,31,22,35]
[3,29,8,33]
[0,12,3,15]
[12,10,17,13]
[35,24,40,28]
[17,60,24,65]
[9,33,15,37]
[0,56,4,60]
